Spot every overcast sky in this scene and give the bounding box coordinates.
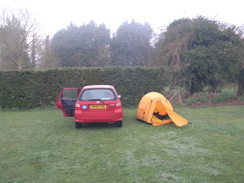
[0,0,244,36]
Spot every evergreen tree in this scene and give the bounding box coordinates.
[51,21,110,67]
[110,21,153,66]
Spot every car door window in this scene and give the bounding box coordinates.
[62,89,79,99]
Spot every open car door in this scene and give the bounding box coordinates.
[56,88,80,117]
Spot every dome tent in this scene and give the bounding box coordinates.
[136,92,189,127]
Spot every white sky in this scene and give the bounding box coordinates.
[0,0,244,36]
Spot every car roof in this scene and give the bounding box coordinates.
[82,85,115,90]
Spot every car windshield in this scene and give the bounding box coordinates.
[80,89,116,101]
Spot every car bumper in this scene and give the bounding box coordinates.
[74,109,123,123]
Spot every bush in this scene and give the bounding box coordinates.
[184,92,208,105]
[237,68,244,96]
[198,95,208,103]
[213,91,236,103]
[238,95,244,101]
[184,97,197,105]
[0,67,169,109]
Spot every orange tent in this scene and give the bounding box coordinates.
[136,92,189,127]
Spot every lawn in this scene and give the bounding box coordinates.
[0,106,244,183]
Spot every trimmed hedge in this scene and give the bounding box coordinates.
[0,67,168,109]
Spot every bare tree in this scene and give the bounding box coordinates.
[0,9,39,70]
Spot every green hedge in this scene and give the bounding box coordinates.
[0,67,168,109]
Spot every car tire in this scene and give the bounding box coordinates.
[75,122,83,129]
[115,121,122,127]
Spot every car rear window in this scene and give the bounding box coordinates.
[80,89,116,101]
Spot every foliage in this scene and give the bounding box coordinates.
[238,95,244,101]
[237,68,244,96]
[213,91,236,103]
[37,35,58,69]
[52,20,153,67]
[184,90,237,105]
[0,67,168,109]
[155,17,244,95]
[1,10,243,100]
[198,95,209,103]
[51,22,110,67]
[110,21,153,66]
[184,97,197,105]
[184,92,208,105]
[0,13,29,70]
[1,106,244,182]
[0,9,38,71]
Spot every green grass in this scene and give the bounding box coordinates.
[0,106,244,183]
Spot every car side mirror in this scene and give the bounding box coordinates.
[118,95,121,99]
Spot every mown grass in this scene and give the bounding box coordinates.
[0,106,244,183]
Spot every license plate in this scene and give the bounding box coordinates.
[90,105,106,109]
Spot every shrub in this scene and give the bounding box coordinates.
[184,92,209,105]
[237,68,244,96]
[184,97,197,105]
[238,95,244,101]
[0,67,169,109]
[213,91,236,103]
[198,95,208,103]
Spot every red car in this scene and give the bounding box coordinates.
[56,85,123,128]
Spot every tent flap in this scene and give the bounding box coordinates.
[165,108,188,127]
